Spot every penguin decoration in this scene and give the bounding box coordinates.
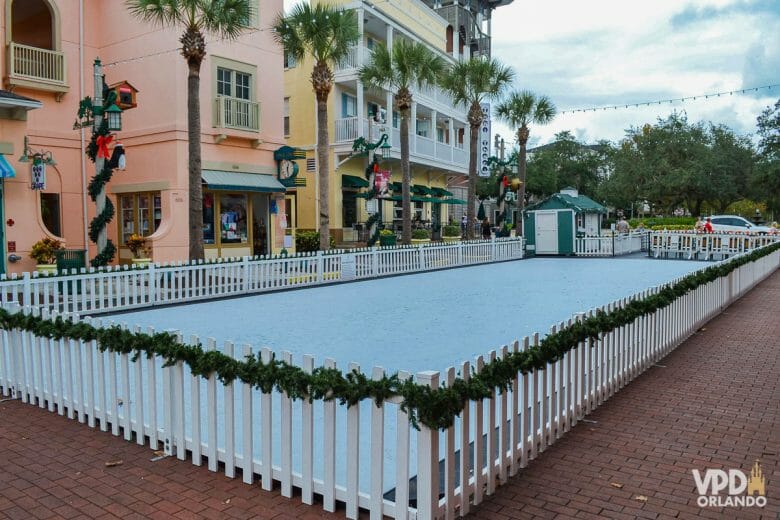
[109,141,126,170]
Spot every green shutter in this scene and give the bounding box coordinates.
[557,210,574,255]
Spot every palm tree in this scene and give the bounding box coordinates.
[495,91,556,222]
[128,0,252,260]
[359,39,445,244]
[274,3,359,250]
[440,58,514,239]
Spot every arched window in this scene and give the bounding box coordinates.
[10,0,55,50]
[445,26,453,53]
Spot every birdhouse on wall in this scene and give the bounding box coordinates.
[109,81,139,110]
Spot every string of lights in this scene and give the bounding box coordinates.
[103,27,267,68]
[558,83,779,115]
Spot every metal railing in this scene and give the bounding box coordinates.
[215,96,261,132]
[7,42,66,85]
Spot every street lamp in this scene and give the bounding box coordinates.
[104,102,123,132]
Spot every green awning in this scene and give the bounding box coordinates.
[431,187,453,197]
[389,181,402,191]
[412,184,434,195]
[202,170,286,193]
[342,174,369,188]
[355,192,371,199]
[442,198,467,205]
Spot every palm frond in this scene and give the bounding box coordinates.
[358,44,396,92]
[200,0,253,40]
[126,0,187,26]
[273,3,359,66]
[441,57,514,107]
[127,0,250,38]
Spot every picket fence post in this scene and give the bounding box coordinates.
[416,370,440,520]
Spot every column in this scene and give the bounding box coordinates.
[357,8,364,67]
[448,117,455,163]
[431,109,438,159]
[410,102,417,154]
[357,82,364,138]
[386,25,394,145]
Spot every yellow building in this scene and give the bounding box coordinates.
[284,0,511,244]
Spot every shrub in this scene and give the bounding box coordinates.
[295,230,336,252]
[30,238,63,264]
[443,224,460,237]
[628,216,696,228]
[379,228,395,236]
[412,228,431,240]
[649,224,692,231]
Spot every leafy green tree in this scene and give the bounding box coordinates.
[275,3,359,250]
[440,58,513,239]
[495,91,556,218]
[752,98,780,215]
[128,0,252,260]
[359,39,444,244]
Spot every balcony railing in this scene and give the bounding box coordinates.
[215,96,260,132]
[7,42,66,87]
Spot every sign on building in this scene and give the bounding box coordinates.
[479,103,491,177]
[31,156,46,190]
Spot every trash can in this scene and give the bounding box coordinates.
[55,249,87,293]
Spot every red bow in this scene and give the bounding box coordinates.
[96,134,114,159]
[502,175,509,187]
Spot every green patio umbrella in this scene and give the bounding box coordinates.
[477,200,486,220]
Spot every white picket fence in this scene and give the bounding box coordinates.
[0,238,524,316]
[1,245,777,519]
[575,232,647,257]
[649,231,780,260]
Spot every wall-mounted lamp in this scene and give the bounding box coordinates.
[18,136,57,166]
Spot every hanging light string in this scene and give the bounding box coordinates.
[558,83,779,115]
[103,26,268,69]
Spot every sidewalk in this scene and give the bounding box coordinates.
[1,271,778,520]
[469,270,779,520]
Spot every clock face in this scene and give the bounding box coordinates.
[280,160,295,179]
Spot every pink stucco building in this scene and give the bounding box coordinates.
[0,0,286,275]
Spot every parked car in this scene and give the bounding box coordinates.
[708,215,772,234]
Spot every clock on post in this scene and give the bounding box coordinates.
[273,146,306,188]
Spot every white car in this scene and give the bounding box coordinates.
[708,215,772,234]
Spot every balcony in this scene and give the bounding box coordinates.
[335,116,469,172]
[215,96,261,132]
[6,42,68,97]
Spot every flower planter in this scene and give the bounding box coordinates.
[36,264,58,275]
[379,235,396,247]
[411,238,431,245]
[131,258,152,268]
[442,236,461,242]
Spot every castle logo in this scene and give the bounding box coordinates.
[693,460,767,508]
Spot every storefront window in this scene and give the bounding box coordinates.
[119,192,161,245]
[203,193,215,244]
[219,193,248,244]
[40,193,61,237]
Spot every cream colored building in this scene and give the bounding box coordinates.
[284,0,512,243]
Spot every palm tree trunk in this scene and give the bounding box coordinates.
[517,125,529,234]
[400,109,411,244]
[467,121,479,240]
[317,98,330,250]
[188,60,204,260]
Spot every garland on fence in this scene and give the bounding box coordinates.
[1,243,777,430]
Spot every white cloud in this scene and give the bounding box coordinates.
[491,0,780,145]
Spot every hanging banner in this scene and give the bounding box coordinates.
[31,156,46,190]
[479,103,491,177]
[375,169,390,197]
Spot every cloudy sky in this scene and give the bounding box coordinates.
[489,0,780,147]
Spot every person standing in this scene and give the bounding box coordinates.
[460,215,467,237]
[703,217,713,233]
[481,218,492,239]
[694,216,705,232]
[616,216,630,234]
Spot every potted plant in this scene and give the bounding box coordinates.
[126,234,152,267]
[411,228,431,244]
[379,228,396,247]
[442,224,461,242]
[30,237,63,275]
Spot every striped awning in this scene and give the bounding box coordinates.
[0,154,15,178]
[202,170,285,193]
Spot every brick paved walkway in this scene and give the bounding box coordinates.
[0,271,777,520]
[469,270,780,520]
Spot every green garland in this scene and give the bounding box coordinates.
[86,116,117,267]
[2,243,777,430]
